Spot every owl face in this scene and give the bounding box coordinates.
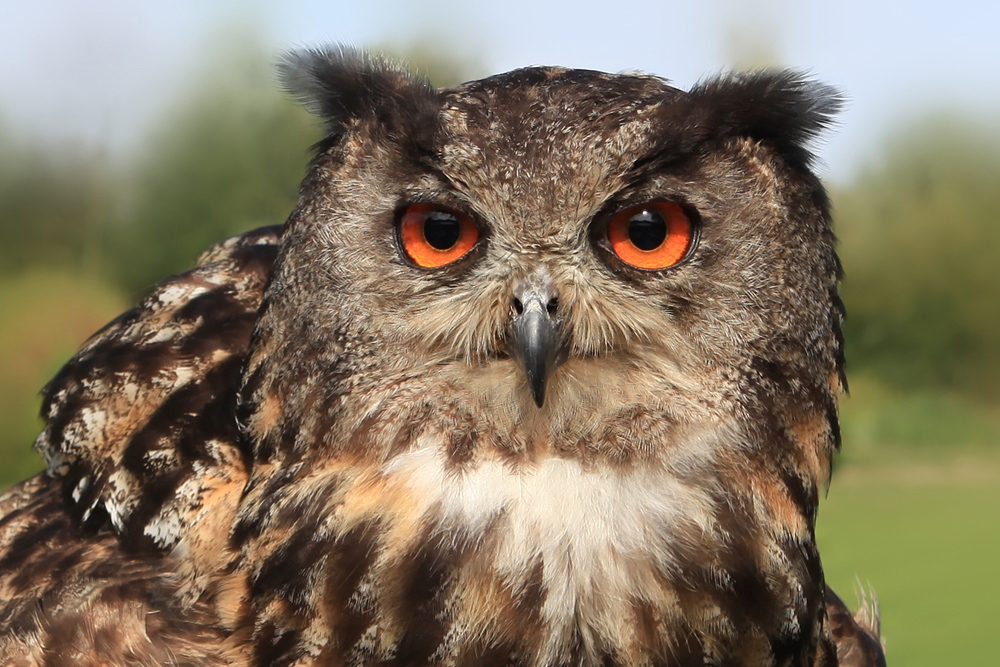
[244,51,842,478]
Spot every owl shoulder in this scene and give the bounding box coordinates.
[29,225,281,550]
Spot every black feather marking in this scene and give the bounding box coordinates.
[325,521,380,656]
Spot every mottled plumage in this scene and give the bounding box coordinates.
[0,48,884,666]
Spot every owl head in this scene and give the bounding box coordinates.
[239,48,843,490]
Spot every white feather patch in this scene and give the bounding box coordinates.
[382,431,728,658]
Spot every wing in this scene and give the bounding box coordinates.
[0,475,232,665]
[34,224,279,556]
[0,226,280,663]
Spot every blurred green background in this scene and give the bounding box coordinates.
[1,6,998,665]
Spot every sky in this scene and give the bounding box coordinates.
[1,0,997,182]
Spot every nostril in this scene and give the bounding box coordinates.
[546,297,558,315]
[513,297,524,315]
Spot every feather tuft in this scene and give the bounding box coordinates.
[688,69,845,169]
[278,46,440,147]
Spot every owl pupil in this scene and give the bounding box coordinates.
[628,211,667,251]
[423,212,461,250]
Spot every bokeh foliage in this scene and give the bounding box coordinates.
[110,44,322,296]
[835,115,1000,398]
[0,127,116,278]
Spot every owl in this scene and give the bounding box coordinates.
[0,48,885,667]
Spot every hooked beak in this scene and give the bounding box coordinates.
[508,274,565,407]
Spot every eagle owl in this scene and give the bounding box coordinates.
[0,49,885,667]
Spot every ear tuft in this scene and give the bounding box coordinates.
[690,70,844,169]
[278,46,439,140]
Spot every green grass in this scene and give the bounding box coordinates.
[838,374,1000,462]
[818,454,1000,666]
[820,376,1000,665]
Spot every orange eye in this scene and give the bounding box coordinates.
[399,204,480,268]
[607,202,693,270]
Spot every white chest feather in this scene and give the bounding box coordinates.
[382,438,726,650]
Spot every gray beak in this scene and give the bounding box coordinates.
[508,275,565,407]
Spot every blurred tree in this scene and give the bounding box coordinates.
[0,124,116,278]
[718,0,786,70]
[0,120,124,487]
[835,114,1000,398]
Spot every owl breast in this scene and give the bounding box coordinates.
[366,421,734,655]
